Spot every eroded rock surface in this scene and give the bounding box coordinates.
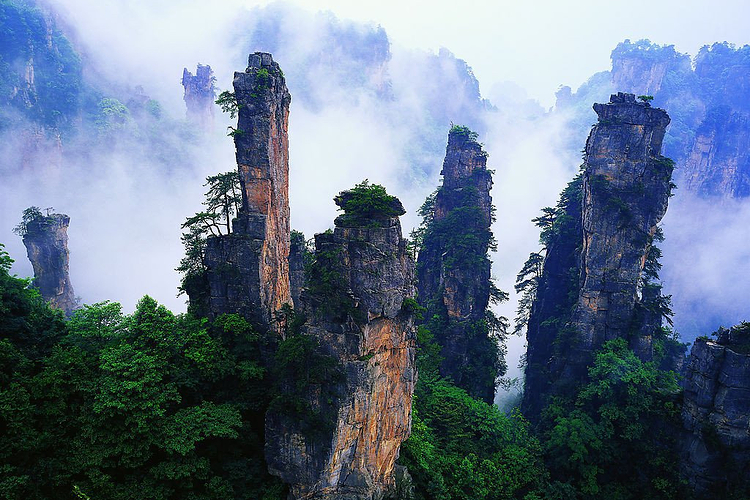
[204,53,291,329]
[22,212,76,316]
[181,64,216,130]
[523,93,673,418]
[266,208,416,500]
[416,128,497,403]
[681,329,750,495]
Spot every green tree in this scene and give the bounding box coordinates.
[177,170,241,315]
[543,339,684,499]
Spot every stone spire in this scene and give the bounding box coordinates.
[204,53,292,329]
[181,64,216,131]
[22,211,76,316]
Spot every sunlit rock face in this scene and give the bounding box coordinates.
[415,129,496,403]
[204,52,292,330]
[22,213,76,316]
[523,93,673,419]
[266,213,417,500]
[181,64,216,131]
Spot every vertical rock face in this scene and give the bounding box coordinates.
[523,93,673,417]
[288,231,306,309]
[682,110,750,197]
[22,213,76,316]
[266,206,416,500]
[610,40,692,99]
[681,329,750,495]
[181,64,216,130]
[204,53,291,328]
[416,128,497,403]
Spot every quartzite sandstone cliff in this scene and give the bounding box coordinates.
[22,212,76,316]
[524,93,673,417]
[266,194,416,500]
[204,52,292,329]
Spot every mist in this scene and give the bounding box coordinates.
[2,0,750,406]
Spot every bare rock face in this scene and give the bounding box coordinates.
[416,128,497,403]
[682,110,750,197]
[610,41,691,98]
[266,211,416,500]
[681,329,750,495]
[523,93,673,418]
[204,53,292,329]
[181,64,216,131]
[22,213,76,316]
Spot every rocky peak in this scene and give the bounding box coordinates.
[181,64,215,130]
[204,53,291,330]
[266,186,416,500]
[21,211,76,316]
[523,93,673,418]
[416,127,498,403]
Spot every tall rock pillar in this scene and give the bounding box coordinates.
[416,128,498,403]
[266,187,417,500]
[22,212,76,316]
[204,53,292,329]
[181,64,216,131]
[523,93,673,417]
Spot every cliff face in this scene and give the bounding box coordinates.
[204,52,292,329]
[22,213,76,316]
[523,93,673,417]
[682,109,750,197]
[610,40,692,100]
[681,328,750,495]
[416,128,498,403]
[266,205,416,500]
[181,64,216,131]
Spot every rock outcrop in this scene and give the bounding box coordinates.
[523,93,673,418]
[415,127,498,403]
[681,326,750,496]
[266,189,416,500]
[181,64,216,131]
[204,53,291,329]
[22,212,76,316]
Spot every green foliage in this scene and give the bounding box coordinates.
[0,253,286,500]
[638,95,655,103]
[215,90,239,118]
[270,328,343,438]
[333,179,405,228]
[542,339,684,499]
[400,377,548,500]
[514,252,544,334]
[0,0,86,130]
[12,206,44,237]
[95,97,131,135]
[177,171,241,312]
[304,245,357,320]
[449,124,479,142]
